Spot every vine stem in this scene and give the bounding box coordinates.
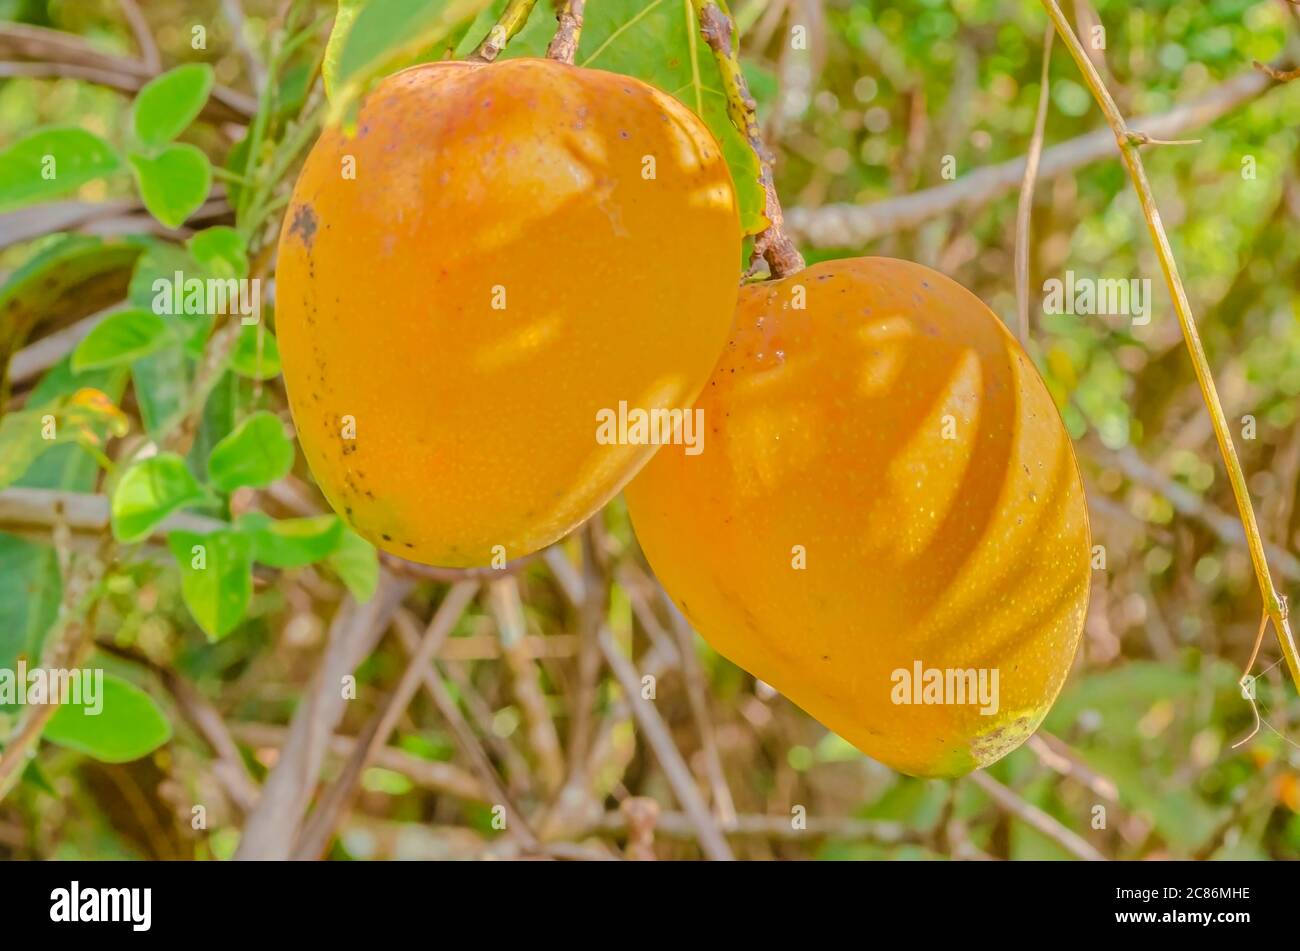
[1041,0,1300,693]
[468,0,539,64]
[546,0,585,65]
[691,0,804,279]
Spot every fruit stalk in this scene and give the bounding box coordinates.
[1041,0,1300,692]
[692,0,805,280]
[545,0,585,65]
[468,0,540,64]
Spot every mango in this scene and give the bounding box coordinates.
[277,58,740,566]
[625,257,1091,776]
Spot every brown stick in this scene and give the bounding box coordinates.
[786,61,1289,247]
[969,770,1105,861]
[694,1,804,279]
[545,0,585,65]
[292,582,478,859]
[231,722,485,801]
[233,573,413,859]
[596,626,735,861]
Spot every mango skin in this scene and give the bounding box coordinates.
[625,258,1091,777]
[277,58,740,566]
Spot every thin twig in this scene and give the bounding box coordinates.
[596,810,919,845]
[545,0,585,65]
[1254,60,1300,82]
[233,573,414,859]
[969,770,1105,861]
[221,0,266,91]
[469,0,540,63]
[292,582,478,859]
[231,722,485,801]
[785,60,1289,247]
[488,577,565,794]
[693,0,804,279]
[1042,0,1300,694]
[1015,24,1053,345]
[596,626,734,861]
[391,609,541,849]
[118,0,160,72]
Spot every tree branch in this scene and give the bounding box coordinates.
[693,0,804,279]
[786,61,1289,247]
[1041,0,1300,694]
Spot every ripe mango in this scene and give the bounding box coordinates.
[625,257,1091,776]
[277,58,740,566]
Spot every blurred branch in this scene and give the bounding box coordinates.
[231,722,484,802]
[786,61,1290,247]
[488,577,565,794]
[0,23,256,120]
[1100,445,1300,583]
[118,0,159,72]
[391,608,541,850]
[220,0,266,91]
[234,573,414,859]
[1027,733,1119,803]
[1042,0,1300,694]
[596,625,735,861]
[969,770,1105,861]
[1015,25,1053,346]
[0,487,223,539]
[596,810,919,845]
[292,582,478,859]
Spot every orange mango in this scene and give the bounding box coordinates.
[626,257,1091,776]
[277,58,740,566]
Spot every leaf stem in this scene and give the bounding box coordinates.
[468,0,539,64]
[1041,0,1300,692]
[691,0,804,279]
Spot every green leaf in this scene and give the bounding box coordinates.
[207,410,294,491]
[331,0,492,119]
[572,1,765,235]
[110,453,206,542]
[129,144,212,229]
[188,370,239,475]
[131,345,192,439]
[167,529,253,639]
[237,511,345,568]
[324,0,370,101]
[131,63,215,147]
[71,308,170,372]
[0,389,128,491]
[0,127,121,210]
[128,240,213,354]
[19,356,130,493]
[229,321,282,380]
[187,226,248,280]
[0,534,61,679]
[45,672,172,763]
[327,528,379,602]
